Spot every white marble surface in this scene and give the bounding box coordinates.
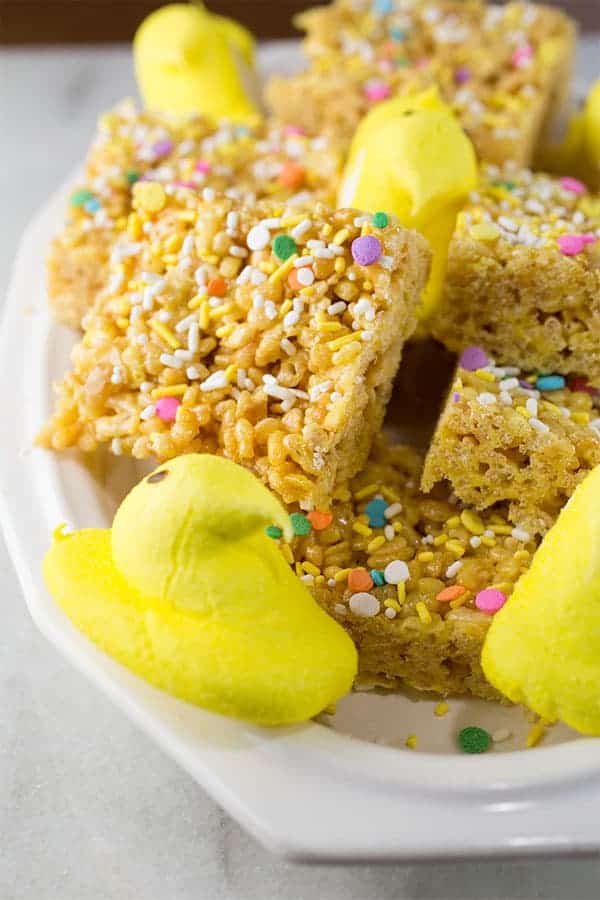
[2,39,600,899]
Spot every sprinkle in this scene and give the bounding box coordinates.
[405,734,418,749]
[396,582,406,604]
[469,535,482,549]
[525,720,547,749]
[84,197,101,213]
[155,396,181,422]
[365,497,387,527]
[384,559,410,584]
[152,138,174,158]
[384,502,402,519]
[511,45,533,68]
[278,161,305,189]
[307,510,333,530]
[371,211,389,228]
[418,551,434,562]
[150,319,181,349]
[265,525,282,539]
[460,509,485,535]
[445,560,463,578]
[364,80,392,102]
[492,728,512,743]
[558,234,596,256]
[460,346,488,371]
[351,235,382,266]
[470,222,500,241]
[334,603,347,616]
[290,512,311,536]
[478,392,497,405]
[70,188,95,208]
[385,607,397,619]
[434,702,449,717]
[511,527,530,542]
[436,585,466,603]
[454,66,471,84]
[370,569,385,586]
[458,726,491,754]
[199,371,228,392]
[530,417,550,434]
[133,181,166,213]
[415,602,432,625]
[151,384,188,399]
[475,588,506,613]
[452,392,461,403]
[272,234,298,261]
[352,521,372,537]
[349,592,380,617]
[373,0,393,13]
[348,568,374,592]
[560,176,586,195]
[140,404,156,421]
[536,374,565,391]
[247,224,271,251]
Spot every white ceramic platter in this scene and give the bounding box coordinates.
[3,45,600,862]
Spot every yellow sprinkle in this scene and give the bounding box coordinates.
[333,228,350,245]
[209,303,234,320]
[572,411,590,425]
[361,222,372,236]
[317,321,343,332]
[446,515,461,529]
[327,332,361,352]
[491,582,513,595]
[133,181,166,213]
[460,509,485,535]
[384,597,401,612]
[446,539,466,557]
[416,602,432,625]
[149,320,181,349]
[127,213,143,239]
[406,734,418,749]
[367,535,386,553]
[198,300,210,330]
[281,215,305,228]
[362,280,373,292]
[224,364,238,382]
[334,257,347,274]
[481,536,496,548]
[269,255,298,284]
[381,486,400,502]
[491,524,513,535]
[215,323,235,338]
[151,384,188,399]
[393,521,404,533]
[116,317,129,330]
[295,562,303,578]
[322,223,333,237]
[280,543,294,565]
[164,233,183,253]
[315,575,326,585]
[279,299,293,317]
[396,582,406,604]
[434,702,449,717]
[352,521,372,537]
[513,549,530,561]
[450,592,469,609]
[178,210,197,223]
[300,285,315,297]
[334,568,352,583]
[302,561,321,577]
[525,720,547,749]
[354,483,379,500]
[516,406,529,419]
[470,222,500,241]
[474,369,495,382]
[433,533,448,547]
[418,551,434,562]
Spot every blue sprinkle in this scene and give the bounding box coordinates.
[84,197,101,213]
[365,497,387,528]
[389,25,406,40]
[373,0,394,14]
[536,374,566,392]
[371,569,385,586]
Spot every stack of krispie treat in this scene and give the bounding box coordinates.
[267,0,576,165]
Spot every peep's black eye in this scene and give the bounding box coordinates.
[402,110,415,116]
[147,470,168,484]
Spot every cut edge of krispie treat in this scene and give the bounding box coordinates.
[266,0,576,167]
[47,99,343,329]
[421,349,600,536]
[39,189,430,511]
[281,437,538,701]
[431,164,600,383]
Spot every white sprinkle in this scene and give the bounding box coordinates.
[264,301,278,320]
[108,271,124,294]
[353,214,371,227]
[328,301,346,316]
[314,247,335,259]
[470,535,482,548]
[422,534,434,545]
[384,560,410,585]
[251,268,267,285]
[280,338,296,356]
[384,608,397,619]
[194,266,208,287]
[379,255,394,270]
[110,366,124,385]
[309,380,331,402]
[498,216,519,233]
[252,292,265,310]
[492,728,512,743]
[291,218,312,240]
[130,306,142,324]
[247,224,271,251]
[283,310,300,329]
[264,383,292,401]
[175,313,196,333]
[202,187,215,202]
[526,397,538,417]
[140,381,153,394]
[294,255,314,267]
[384,502,403,519]
[200,371,229,391]
[140,404,156,420]
[500,377,519,391]
[226,211,239,233]
[445,560,463,578]
[110,438,123,455]
[186,365,204,380]
[174,348,193,361]
[530,417,550,434]
[500,391,513,406]
[300,574,314,584]
[354,297,375,321]
[478,392,497,405]
[156,309,171,323]
[229,245,248,258]
[334,603,347,616]
[349,592,380,617]
[483,529,495,539]
[384,524,395,541]
[560,406,571,418]
[260,217,282,229]
[511,527,530,542]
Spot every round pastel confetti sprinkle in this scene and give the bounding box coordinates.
[364,81,391,102]
[351,235,382,266]
[389,26,406,41]
[307,510,333,530]
[371,211,389,228]
[290,512,311,536]
[458,726,491,754]
[536,374,566,391]
[475,588,507,613]
[373,0,393,13]
[155,396,180,422]
[265,525,283,539]
[348,568,374,592]
[273,234,298,261]
[459,345,488,371]
[511,45,533,68]
[558,233,596,256]
[70,188,94,208]
[370,569,385,586]
[125,170,140,184]
[454,66,471,84]
[365,497,387,527]
[384,559,410,585]
[152,139,174,158]
[560,176,586,195]
[195,160,212,174]
[349,592,380,617]
[451,392,461,403]
[282,124,306,137]
[247,224,271,251]
[84,197,101,213]
[278,161,305,189]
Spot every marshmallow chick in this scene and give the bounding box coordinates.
[535,78,600,190]
[43,456,357,725]
[482,464,600,735]
[134,3,260,125]
[337,88,478,320]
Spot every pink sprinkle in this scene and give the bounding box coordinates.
[475,588,507,614]
[558,234,596,256]
[378,59,395,73]
[560,176,587,195]
[512,45,534,68]
[174,181,197,189]
[282,125,306,137]
[155,397,181,422]
[195,160,212,174]
[364,81,392,102]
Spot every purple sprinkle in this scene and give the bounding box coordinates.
[351,235,383,266]
[452,392,461,403]
[152,139,174,159]
[459,346,488,371]
[519,379,534,390]
[454,66,471,84]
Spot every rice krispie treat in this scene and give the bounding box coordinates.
[431,165,600,382]
[48,99,343,328]
[267,0,575,166]
[280,439,538,700]
[421,347,600,536]
[40,190,430,509]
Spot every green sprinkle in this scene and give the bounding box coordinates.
[290,512,312,536]
[492,179,517,192]
[372,211,389,229]
[265,525,283,539]
[273,234,297,261]
[70,189,95,208]
[125,170,140,185]
[458,726,491,754]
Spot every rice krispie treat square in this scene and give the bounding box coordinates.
[282,439,537,700]
[48,99,343,328]
[431,166,600,382]
[421,348,600,536]
[266,0,576,166]
[40,189,430,509]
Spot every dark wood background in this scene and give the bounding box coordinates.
[0,0,597,43]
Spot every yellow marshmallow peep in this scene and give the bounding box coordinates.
[43,455,357,725]
[337,88,477,320]
[482,464,600,735]
[134,3,260,125]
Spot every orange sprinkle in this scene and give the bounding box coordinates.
[207,277,227,297]
[436,585,467,603]
[278,161,306,189]
[347,568,374,592]
[308,510,333,531]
